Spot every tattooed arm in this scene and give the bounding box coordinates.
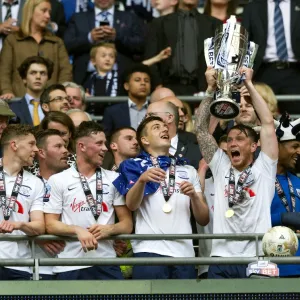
[195,67,219,164]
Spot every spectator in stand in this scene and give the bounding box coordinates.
[9,56,53,126]
[203,0,239,22]
[103,64,151,136]
[254,82,278,118]
[60,0,94,23]
[0,124,45,280]
[62,82,86,111]
[242,0,300,113]
[152,0,178,17]
[0,99,16,142]
[150,87,175,103]
[182,101,193,133]
[64,0,146,86]
[196,66,278,279]
[0,0,72,100]
[0,0,66,50]
[66,109,92,127]
[113,116,209,279]
[145,0,221,95]
[44,121,133,280]
[40,84,71,115]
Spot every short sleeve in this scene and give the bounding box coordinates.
[189,167,202,193]
[208,148,231,178]
[254,151,278,181]
[30,177,44,212]
[113,188,126,206]
[44,174,63,214]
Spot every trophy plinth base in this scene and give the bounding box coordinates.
[209,98,240,120]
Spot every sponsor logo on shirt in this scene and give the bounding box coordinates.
[177,171,189,180]
[19,185,32,197]
[70,198,109,213]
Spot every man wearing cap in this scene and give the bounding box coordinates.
[0,99,16,156]
[271,113,300,277]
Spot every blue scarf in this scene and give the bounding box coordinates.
[113,151,188,196]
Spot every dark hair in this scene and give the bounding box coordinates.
[218,134,228,146]
[18,56,54,80]
[40,84,66,105]
[1,124,34,149]
[75,121,104,141]
[136,116,164,150]
[123,64,152,84]
[110,126,136,144]
[204,0,238,19]
[35,129,63,148]
[228,124,259,143]
[39,111,75,152]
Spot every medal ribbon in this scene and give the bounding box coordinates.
[228,164,253,208]
[150,156,176,202]
[275,175,296,213]
[76,165,103,221]
[0,159,23,221]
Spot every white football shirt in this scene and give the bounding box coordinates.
[44,166,125,273]
[209,148,277,257]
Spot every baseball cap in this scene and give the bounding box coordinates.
[0,99,16,117]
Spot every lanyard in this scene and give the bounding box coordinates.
[111,164,119,172]
[37,175,50,203]
[0,159,23,221]
[228,164,252,207]
[150,156,176,202]
[275,175,296,213]
[76,166,103,221]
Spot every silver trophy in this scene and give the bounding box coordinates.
[204,16,259,120]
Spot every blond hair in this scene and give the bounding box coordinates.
[90,43,117,60]
[21,0,51,36]
[254,82,278,118]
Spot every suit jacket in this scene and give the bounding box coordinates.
[0,0,25,24]
[61,0,94,23]
[103,102,130,136]
[145,11,222,91]
[242,0,300,72]
[9,97,33,125]
[64,9,146,85]
[176,131,202,170]
[50,0,67,39]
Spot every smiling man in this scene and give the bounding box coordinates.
[44,121,132,280]
[9,56,53,126]
[113,116,208,279]
[195,67,278,279]
[271,114,300,277]
[40,84,71,115]
[0,124,45,280]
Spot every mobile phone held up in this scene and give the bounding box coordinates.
[99,21,110,27]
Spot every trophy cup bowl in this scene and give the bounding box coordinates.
[209,23,249,120]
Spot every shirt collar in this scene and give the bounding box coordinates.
[128,98,148,109]
[170,134,178,150]
[25,93,39,105]
[95,5,115,17]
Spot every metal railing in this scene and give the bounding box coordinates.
[0,233,299,280]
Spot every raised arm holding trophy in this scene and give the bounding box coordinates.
[204,15,259,120]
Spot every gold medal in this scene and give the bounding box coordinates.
[162,202,172,213]
[225,209,235,218]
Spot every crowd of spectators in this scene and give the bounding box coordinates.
[0,0,299,282]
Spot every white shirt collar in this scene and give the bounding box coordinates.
[128,98,148,109]
[170,134,178,150]
[25,93,39,105]
[95,5,115,16]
